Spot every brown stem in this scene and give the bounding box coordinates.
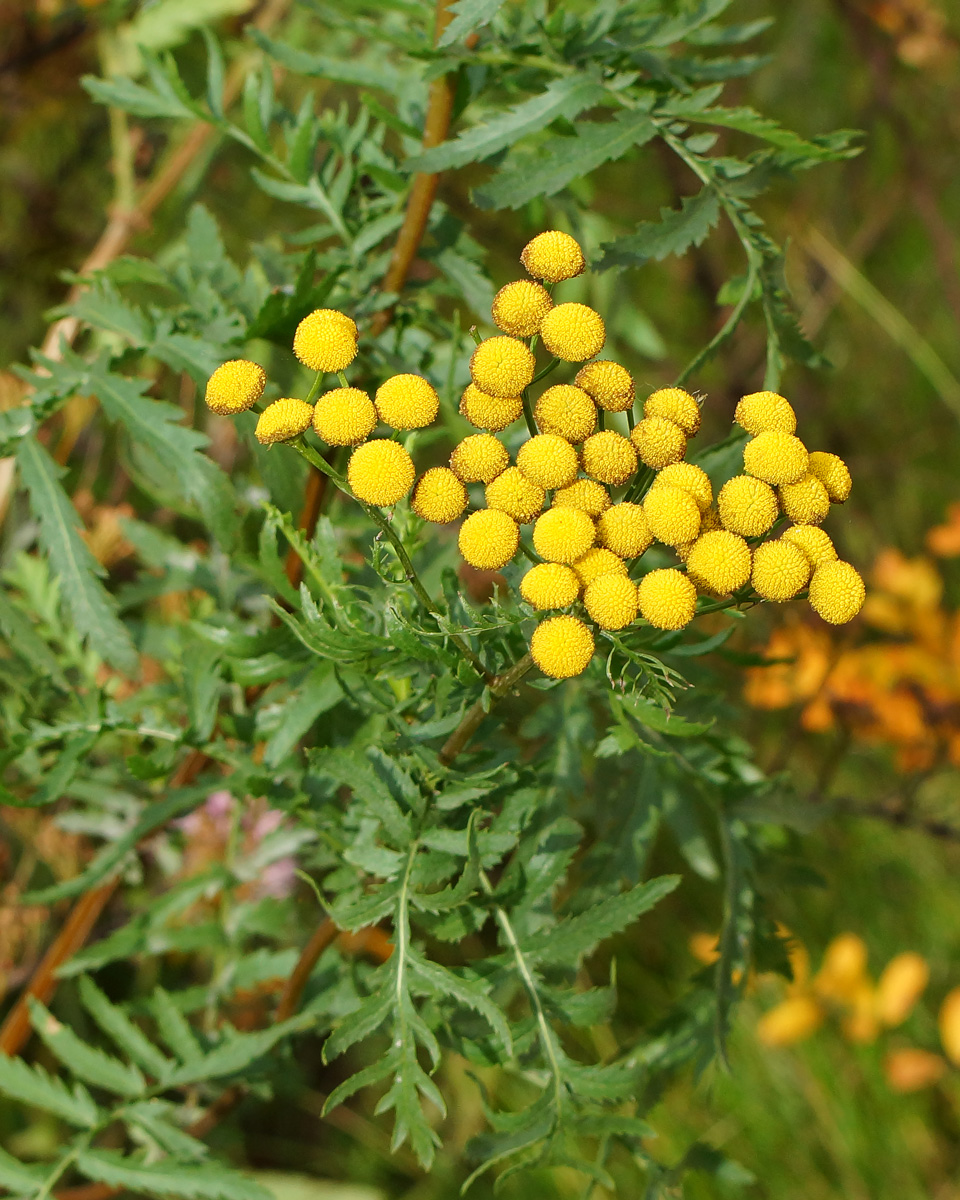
[439,653,534,765]
[283,465,328,589]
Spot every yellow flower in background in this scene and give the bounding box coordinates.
[734,390,797,436]
[469,336,536,396]
[808,560,866,625]
[255,397,314,445]
[534,383,597,443]
[575,360,635,412]
[530,614,595,678]
[375,374,440,430]
[644,387,701,436]
[757,994,825,1046]
[485,467,546,524]
[347,439,415,506]
[449,433,509,484]
[491,279,554,338]
[312,386,377,447]
[458,508,520,570]
[411,467,468,524]
[876,952,929,1027]
[520,562,581,610]
[539,302,606,362]
[939,988,960,1066]
[630,416,687,469]
[884,1048,947,1093]
[293,308,358,373]
[459,384,523,432]
[520,229,585,283]
[205,359,266,415]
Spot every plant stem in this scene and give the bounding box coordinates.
[438,653,534,764]
[520,388,538,437]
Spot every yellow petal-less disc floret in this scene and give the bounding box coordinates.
[312,386,377,446]
[650,462,713,513]
[530,614,595,679]
[516,434,579,490]
[573,547,629,588]
[411,467,468,524]
[743,430,809,486]
[375,374,440,430]
[778,472,830,526]
[485,467,546,524]
[751,540,811,602]
[643,485,701,547]
[491,280,554,338]
[808,560,865,624]
[520,231,585,284]
[449,434,509,484]
[459,384,523,432]
[584,574,639,631]
[630,417,687,469]
[205,359,266,415]
[581,431,638,486]
[532,507,595,564]
[534,384,597,443]
[808,451,852,503]
[347,439,415,506]
[637,569,697,631]
[539,303,606,363]
[717,475,779,538]
[255,397,314,445]
[574,361,635,413]
[734,391,797,436]
[685,530,752,595]
[458,508,520,570]
[553,479,611,518]
[520,562,581,610]
[293,309,358,373]
[643,387,701,436]
[470,337,536,397]
[781,524,837,568]
[596,502,653,558]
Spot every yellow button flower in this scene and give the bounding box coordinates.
[520,230,585,283]
[516,434,579,490]
[255,397,314,445]
[532,507,596,564]
[743,430,809,486]
[534,384,597,443]
[781,524,837,568]
[808,560,865,624]
[312,386,377,446]
[637,569,697,630]
[643,387,701,436]
[596,502,652,559]
[347,439,415,506]
[449,433,509,483]
[717,475,779,538]
[459,384,523,432]
[205,359,266,415]
[650,462,712,512]
[643,485,701,547]
[778,472,830,526]
[520,562,581,610]
[539,303,606,362]
[458,508,520,570]
[411,467,468,524]
[630,416,687,469]
[485,467,545,524]
[552,479,611,518]
[573,547,629,588]
[530,614,595,679]
[375,374,439,430]
[584,573,639,631]
[808,450,852,503]
[751,540,811,601]
[470,337,536,396]
[734,390,797,435]
[491,280,554,338]
[293,308,358,373]
[686,530,752,595]
[581,430,637,486]
[574,361,635,413]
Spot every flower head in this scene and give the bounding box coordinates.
[552,479,611,518]
[411,467,468,524]
[293,308,358,373]
[596,502,652,559]
[581,430,638,486]
[449,433,509,483]
[744,430,809,486]
[781,524,837,568]
[534,384,597,443]
[717,475,779,538]
[205,359,266,415]
[643,387,701,436]
[808,560,865,624]
[375,374,439,430]
[808,451,852,503]
[530,614,595,678]
[520,562,581,610]
[778,472,830,526]
[637,568,697,630]
[459,384,523,432]
[573,547,628,588]
[312,386,377,446]
[532,507,595,564]
[574,361,635,413]
[485,467,546,524]
[520,230,585,283]
[516,434,579,490]
[734,391,797,436]
[751,540,811,601]
[650,462,713,512]
[492,280,554,338]
[630,416,687,469]
[686,530,752,595]
[584,573,639,630]
[255,397,314,445]
[347,439,415,506]
[458,508,520,570]
[539,303,606,362]
[470,337,536,396]
[643,484,701,547]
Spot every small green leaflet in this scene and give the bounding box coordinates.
[475,110,657,210]
[248,30,401,93]
[667,103,861,161]
[597,189,720,270]
[74,1150,272,1200]
[29,998,146,1098]
[437,0,505,47]
[0,1054,99,1128]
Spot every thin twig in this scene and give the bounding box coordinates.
[439,653,534,765]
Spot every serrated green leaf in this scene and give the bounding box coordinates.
[409,955,511,1056]
[124,1101,209,1161]
[29,998,146,1097]
[261,668,343,767]
[0,1146,46,1194]
[0,1054,99,1127]
[248,30,401,93]
[162,1017,311,1088]
[78,977,173,1080]
[597,188,720,270]
[75,1149,272,1200]
[437,0,504,46]
[323,990,394,1063]
[150,987,204,1063]
[81,73,195,120]
[670,104,861,161]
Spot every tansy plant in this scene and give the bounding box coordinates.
[0,2,867,1197]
